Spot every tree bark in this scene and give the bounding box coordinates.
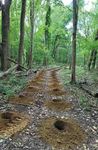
[88,49,94,71]
[88,30,98,70]
[17,0,26,70]
[28,0,34,69]
[1,0,12,71]
[92,50,97,69]
[71,0,78,83]
[88,49,97,70]
[45,0,51,50]
[44,0,51,66]
[52,35,59,60]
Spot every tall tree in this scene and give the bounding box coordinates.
[44,0,51,65]
[45,0,51,49]
[71,0,78,83]
[17,0,26,70]
[52,35,60,59]
[1,0,12,71]
[28,0,34,69]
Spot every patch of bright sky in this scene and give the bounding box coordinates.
[1,0,5,5]
[62,0,96,11]
[62,0,96,29]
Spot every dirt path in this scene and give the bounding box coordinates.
[0,68,98,150]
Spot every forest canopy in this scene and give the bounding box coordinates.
[0,0,98,76]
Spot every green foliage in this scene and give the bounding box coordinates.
[79,96,91,111]
[79,96,89,107]
[0,75,27,97]
[1,0,97,67]
[7,0,73,66]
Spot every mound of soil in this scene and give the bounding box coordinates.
[25,85,43,92]
[28,80,42,87]
[0,111,29,139]
[9,95,35,105]
[48,88,66,96]
[44,99,73,111]
[48,82,63,89]
[38,117,86,150]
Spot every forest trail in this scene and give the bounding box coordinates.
[0,68,98,150]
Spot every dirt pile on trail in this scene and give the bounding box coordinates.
[44,99,73,111]
[1,68,87,149]
[1,70,46,139]
[38,117,86,150]
[0,111,29,139]
[9,95,35,105]
[9,70,46,105]
[38,69,86,149]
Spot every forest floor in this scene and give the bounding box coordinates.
[0,67,98,150]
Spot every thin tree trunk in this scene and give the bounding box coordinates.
[1,0,12,71]
[17,0,26,70]
[28,0,34,69]
[84,54,86,66]
[92,50,97,69]
[88,30,98,70]
[88,50,94,71]
[44,0,51,66]
[45,0,51,50]
[71,0,78,83]
[52,35,59,60]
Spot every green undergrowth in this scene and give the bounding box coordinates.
[79,96,91,111]
[60,66,98,111]
[0,74,27,98]
[60,66,98,84]
[60,66,86,84]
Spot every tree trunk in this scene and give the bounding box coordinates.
[52,35,59,60]
[88,50,94,71]
[44,0,51,66]
[88,49,97,70]
[1,0,12,71]
[92,50,97,69]
[88,30,98,71]
[45,0,51,50]
[28,0,34,69]
[17,0,26,70]
[84,54,86,66]
[71,0,78,83]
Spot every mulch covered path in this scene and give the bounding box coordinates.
[0,68,98,150]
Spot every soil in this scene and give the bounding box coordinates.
[44,99,73,111]
[0,68,97,150]
[0,111,29,139]
[38,117,86,150]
